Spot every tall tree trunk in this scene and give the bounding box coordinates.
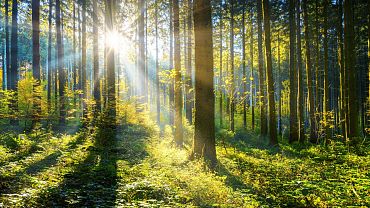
[219,0,223,128]
[93,0,100,113]
[81,0,87,120]
[56,0,65,123]
[242,1,247,129]
[229,0,235,132]
[5,0,9,90]
[250,4,255,131]
[323,0,330,141]
[315,0,320,137]
[303,0,317,142]
[105,0,116,126]
[173,0,183,146]
[289,0,298,143]
[138,0,145,104]
[186,0,193,124]
[32,0,41,125]
[192,0,216,167]
[72,1,77,107]
[344,0,359,138]
[296,0,304,142]
[47,0,53,112]
[10,0,18,125]
[278,30,282,136]
[257,0,267,136]
[155,0,160,124]
[169,0,174,126]
[262,0,277,145]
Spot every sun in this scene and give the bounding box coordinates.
[106,30,121,50]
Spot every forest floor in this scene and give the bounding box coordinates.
[0,115,369,207]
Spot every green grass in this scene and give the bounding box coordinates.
[0,113,369,207]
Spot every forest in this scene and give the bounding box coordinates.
[0,0,369,207]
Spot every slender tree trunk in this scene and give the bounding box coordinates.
[72,1,77,107]
[257,0,267,136]
[186,0,193,124]
[242,1,247,129]
[5,0,9,90]
[323,0,330,141]
[105,0,116,126]
[229,0,235,132]
[93,0,100,113]
[155,0,160,124]
[250,4,255,131]
[344,0,359,138]
[296,0,304,142]
[219,0,223,128]
[336,0,345,140]
[303,0,317,142]
[169,0,174,126]
[173,0,183,146]
[81,0,87,120]
[262,0,277,145]
[138,0,145,104]
[315,0,320,137]
[192,0,216,167]
[278,30,282,136]
[47,0,53,112]
[56,0,65,123]
[32,0,41,125]
[289,0,298,143]
[10,0,18,125]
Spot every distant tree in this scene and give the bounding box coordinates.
[296,0,304,142]
[169,0,174,126]
[93,0,100,113]
[242,1,247,129]
[229,0,235,132]
[323,0,329,141]
[47,0,53,111]
[192,0,216,167]
[5,0,9,90]
[250,3,255,130]
[185,0,193,124]
[56,0,65,123]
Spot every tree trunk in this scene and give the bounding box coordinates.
[262,0,277,145]
[32,0,41,125]
[155,0,160,124]
[169,0,174,126]
[81,0,87,120]
[257,0,267,136]
[242,1,247,129]
[219,0,223,128]
[185,0,193,124]
[344,0,359,138]
[289,0,298,143]
[303,0,317,142]
[173,0,183,146]
[47,0,52,112]
[323,0,330,141]
[5,0,9,90]
[192,0,216,167]
[93,0,100,113]
[138,0,145,104]
[229,0,235,132]
[10,0,18,125]
[296,0,304,142]
[105,0,116,126]
[250,4,255,131]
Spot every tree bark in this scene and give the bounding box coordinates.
[192,0,216,167]
[93,0,100,113]
[10,0,18,125]
[32,0,41,125]
[229,0,235,132]
[323,0,330,141]
[186,0,193,124]
[296,0,304,142]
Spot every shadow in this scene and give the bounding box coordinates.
[33,134,119,207]
[0,135,86,195]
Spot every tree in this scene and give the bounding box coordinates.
[303,0,317,142]
[296,0,304,142]
[173,0,183,146]
[257,0,267,136]
[219,0,223,128]
[323,0,329,140]
[93,0,100,113]
[32,0,41,125]
[105,0,116,125]
[169,0,174,126]
[242,1,247,129]
[5,0,9,90]
[289,0,298,143]
[229,0,235,132]
[56,0,65,123]
[47,0,53,111]
[185,0,193,124]
[192,0,216,167]
[155,0,160,124]
[250,3,255,130]
[10,0,19,125]
[138,0,145,103]
[344,0,359,138]
[262,0,277,145]
[82,0,87,119]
